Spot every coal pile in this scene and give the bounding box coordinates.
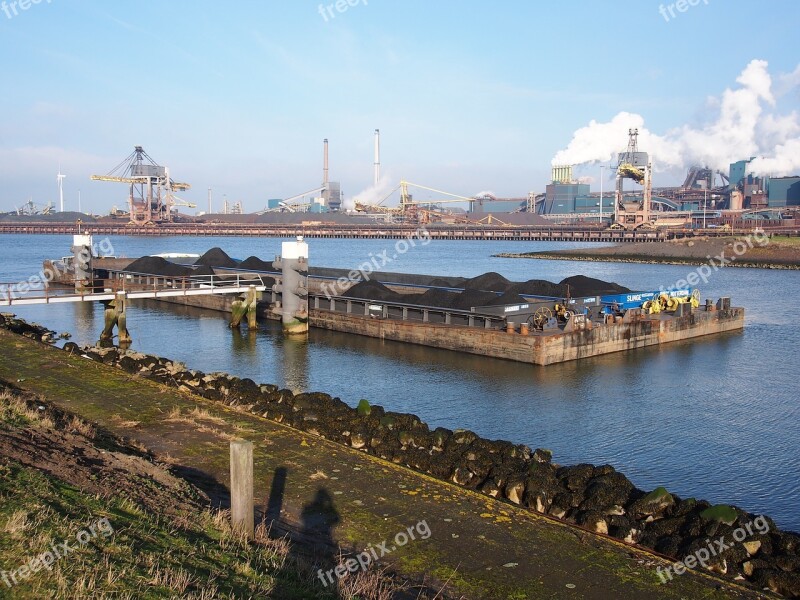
[417,287,460,308]
[344,280,404,303]
[123,256,194,277]
[238,256,275,271]
[193,265,217,277]
[394,271,632,311]
[194,247,239,268]
[486,291,527,306]
[450,289,499,310]
[463,272,512,292]
[508,279,568,298]
[559,275,630,296]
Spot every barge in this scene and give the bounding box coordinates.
[80,254,744,366]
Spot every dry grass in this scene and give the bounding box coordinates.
[67,415,96,439]
[0,389,55,429]
[109,414,141,428]
[4,509,29,537]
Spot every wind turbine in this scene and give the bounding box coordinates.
[57,165,66,212]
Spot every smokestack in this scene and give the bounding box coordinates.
[207,188,212,214]
[323,138,329,187]
[373,129,380,187]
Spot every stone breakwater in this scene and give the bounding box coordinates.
[1,314,799,598]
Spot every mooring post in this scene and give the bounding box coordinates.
[116,292,131,344]
[246,285,258,330]
[230,440,254,540]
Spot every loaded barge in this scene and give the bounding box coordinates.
[42,241,744,366]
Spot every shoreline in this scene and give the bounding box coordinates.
[495,252,800,270]
[1,314,797,597]
[495,236,800,270]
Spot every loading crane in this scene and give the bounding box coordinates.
[90,146,191,225]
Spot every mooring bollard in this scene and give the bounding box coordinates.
[230,440,254,540]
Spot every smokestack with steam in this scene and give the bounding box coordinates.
[374,129,380,187]
[323,138,329,187]
[550,59,800,178]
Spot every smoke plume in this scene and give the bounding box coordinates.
[551,60,800,177]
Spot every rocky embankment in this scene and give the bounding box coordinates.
[2,313,798,598]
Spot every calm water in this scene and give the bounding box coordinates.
[2,234,798,531]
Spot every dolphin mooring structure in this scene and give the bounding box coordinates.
[272,236,309,335]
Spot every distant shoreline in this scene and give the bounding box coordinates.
[494,252,800,270]
[495,236,800,270]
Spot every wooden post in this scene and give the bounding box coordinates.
[230,440,254,540]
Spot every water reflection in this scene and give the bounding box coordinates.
[279,335,309,394]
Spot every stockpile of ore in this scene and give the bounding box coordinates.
[345,271,631,310]
[41,336,800,599]
[122,249,275,287]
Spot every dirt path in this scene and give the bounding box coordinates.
[0,331,772,599]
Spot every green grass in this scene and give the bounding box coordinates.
[0,389,402,600]
[770,235,800,247]
[0,462,336,599]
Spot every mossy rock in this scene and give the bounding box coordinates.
[379,415,396,429]
[398,431,415,446]
[356,398,371,417]
[642,486,673,504]
[701,504,738,525]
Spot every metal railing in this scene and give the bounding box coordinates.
[0,271,268,306]
[310,293,507,330]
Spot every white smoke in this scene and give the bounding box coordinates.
[551,59,800,177]
[345,172,394,211]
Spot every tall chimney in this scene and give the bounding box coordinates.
[207,187,212,214]
[323,138,329,187]
[373,129,380,187]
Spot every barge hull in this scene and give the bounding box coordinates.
[309,307,744,365]
[150,294,744,365]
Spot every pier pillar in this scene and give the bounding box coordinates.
[230,286,260,330]
[100,292,130,346]
[71,234,93,292]
[272,236,309,335]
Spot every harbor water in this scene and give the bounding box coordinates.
[2,234,798,531]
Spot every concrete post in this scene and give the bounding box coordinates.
[71,234,93,292]
[230,440,254,540]
[272,236,309,335]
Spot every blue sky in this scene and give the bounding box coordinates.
[1,0,798,213]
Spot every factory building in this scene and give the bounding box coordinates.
[766,177,800,207]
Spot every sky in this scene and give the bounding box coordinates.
[0,0,798,214]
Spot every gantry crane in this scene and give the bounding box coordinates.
[90,146,191,225]
[613,129,654,229]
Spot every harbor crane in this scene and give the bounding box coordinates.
[613,129,654,230]
[90,146,192,225]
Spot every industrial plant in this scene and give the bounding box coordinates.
[2,129,797,232]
